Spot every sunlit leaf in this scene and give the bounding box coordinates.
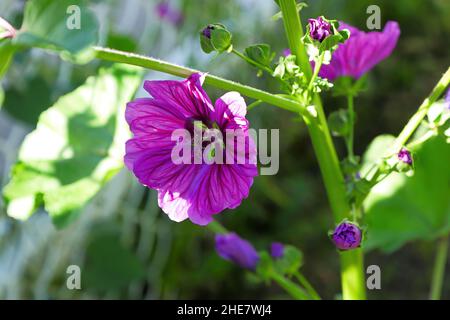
[13,0,98,62]
[3,64,142,228]
[364,135,450,252]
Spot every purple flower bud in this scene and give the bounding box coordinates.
[215,233,259,270]
[398,148,413,165]
[331,221,362,250]
[202,25,214,39]
[270,242,284,259]
[308,16,332,42]
[282,48,291,57]
[445,88,450,110]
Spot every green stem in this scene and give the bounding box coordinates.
[232,49,273,75]
[207,220,228,234]
[271,272,310,300]
[294,272,321,300]
[247,100,263,111]
[278,0,366,300]
[390,67,450,152]
[346,94,355,160]
[369,67,450,184]
[430,236,449,300]
[278,0,312,79]
[93,47,301,113]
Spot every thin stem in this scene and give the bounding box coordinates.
[271,272,310,300]
[207,220,228,234]
[247,100,263,111]
[294,272,321,300]
[232,49,273,75]
[93,47,302,113]
[430,236,449,300]
[340,248,366,300]
[346,94,355,160]
[369,67,450,186]
[307,53,323,92]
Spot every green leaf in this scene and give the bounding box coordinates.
[364,135,450,252]
[244,44,274,67]
[0,39,15,78]
[256,252,273,281]
[360,134,396,176]
[328,109,351,137]
[3,64,142,228]
[13,0,98,62]
[271,2,307,21]
[273,245,303,276]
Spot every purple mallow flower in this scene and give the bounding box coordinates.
[308,16,332,42]
[215,233,259,270]
[398,148,413,165]
[332,221,362,250]
[270,242,284,259]
[283,48,291,57]
[125,73,257,226]
[155,1,184,27]
[318,21,400,80]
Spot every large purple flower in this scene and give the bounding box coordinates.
[125,73,257,226]
[319,21,400,80]
[215,233,260,270]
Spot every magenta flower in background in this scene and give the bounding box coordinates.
[308,16,332,42]
[270,242,284,259]
[331,221,362,250]
[125,73,257,226]
[155,1,184,27]
[318,21,400,80]
[215,233,260,270]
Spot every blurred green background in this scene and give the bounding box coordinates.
[0,0,449,299]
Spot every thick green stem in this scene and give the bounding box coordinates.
[278,0,311,79]
[346,94,355,160]
[278,0,366,300]
[430,236,449,300]
[94,47,301,113]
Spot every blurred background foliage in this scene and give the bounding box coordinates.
[0,0,449,299]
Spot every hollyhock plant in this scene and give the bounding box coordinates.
[318,21,400,81]
[331,221,362,250]
[215,233,260,270]
[125,73,258,225]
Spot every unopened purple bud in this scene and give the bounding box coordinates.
[332,221,362,250]
[308,16,332,42]
[202,25,214,39]
[398,148,413,165]
[215,233,259,270]
[445,88,450,110]
[282,48,291,57]
[270,242,284,259]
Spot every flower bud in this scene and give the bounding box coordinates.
[308,16,332,42]
[397,148,412,165]
[200,23,232,54]
[270,242,284,259]
[331,221,362,250]
[215,233,259,270]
